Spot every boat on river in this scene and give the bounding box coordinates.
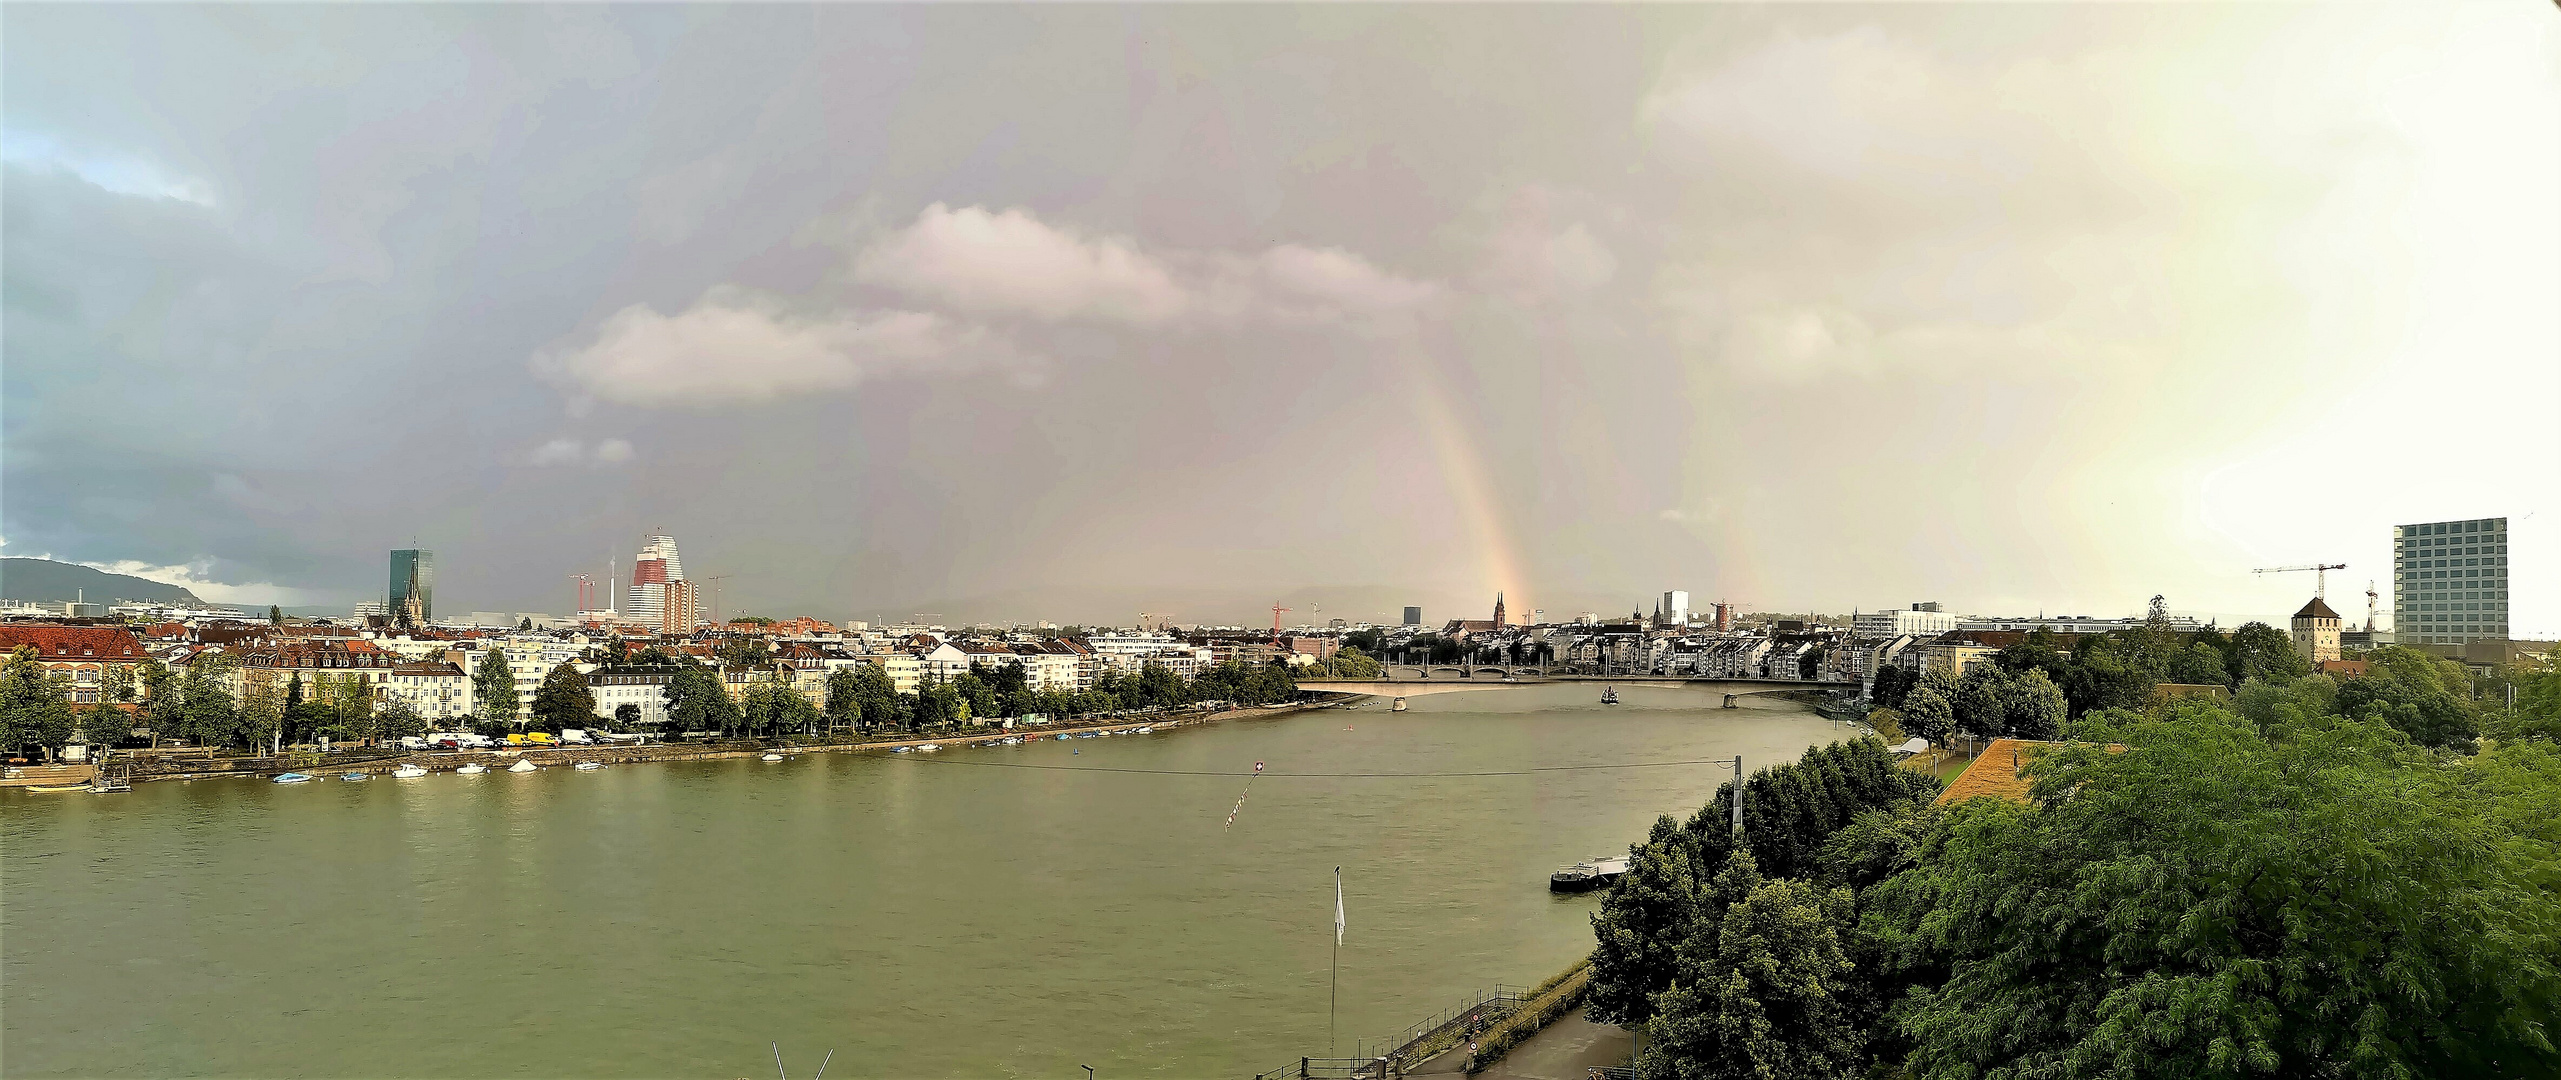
[507,758,538,773]
[915,744,941,753]
[455,763,488,775]
[1391,697,1407,712]
[271,773,316,785]
[391,764,429,778]
[761,753,784,761]
[1599,686,1619,705]
[891,746,913,754]
[574,761,604,771]
[24,783,94,793]
[1548,855,1631,892]
[339,772,369,782]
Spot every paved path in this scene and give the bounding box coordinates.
[1406,1007,1631,1078]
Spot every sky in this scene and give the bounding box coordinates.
[4,4,2556,633]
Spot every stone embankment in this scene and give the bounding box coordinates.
[113,698,1347,784]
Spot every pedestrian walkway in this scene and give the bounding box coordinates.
[1405,1007,1630,1078]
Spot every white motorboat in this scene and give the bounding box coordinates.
[338,772,369,782]
[573,761,604,771]
[915,744,941,752]
[761,753,785,761]
[455,763,488,775]
[891,746,914,754]
[1136,726,1153,734]
[271,772,316,784]
[391,764,429,778]
[507,758,538,773]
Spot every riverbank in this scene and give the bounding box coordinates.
[99,696,1354,785]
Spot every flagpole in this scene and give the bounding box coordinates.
[1331,865,1342,1060]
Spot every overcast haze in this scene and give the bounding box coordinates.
[5,4,2556,632]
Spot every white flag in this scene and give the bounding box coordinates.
[1334,867,1346,946]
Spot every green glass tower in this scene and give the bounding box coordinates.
[389,549,434,624]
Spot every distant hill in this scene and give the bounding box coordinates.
[0,558,207,607]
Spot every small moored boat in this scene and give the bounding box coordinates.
[761,753,785,761]
[1599,686,1620,705]
[891,746,913,754]
[24,783,94,793]
[1549,855,1631,893]
[339,772,369,782]
[1391,697,1408,712]
[272,772,317,784]
[507,758,538,773]
[574,761,604,771]
[455,763,488,775]
[391,764,429,778]
[915,744,941,753]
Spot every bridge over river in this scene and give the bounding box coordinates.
[1298,671,1855,702]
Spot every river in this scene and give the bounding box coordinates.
[1,683,1846,1078]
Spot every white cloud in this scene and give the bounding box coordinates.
[533,289,1024,407]
[856,202,1438,327]
[528,436,637,467]
[854,203,1188,324]
[79,559,335,606]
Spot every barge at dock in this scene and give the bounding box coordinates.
[1548,855,1631,892]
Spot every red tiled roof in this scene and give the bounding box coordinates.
[0,625,149,661]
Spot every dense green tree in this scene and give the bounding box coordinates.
[848,663,900,729]
[1591,740,1941,1027]
[1871,706,2561,1078]
[376,698,428,741]
[1953,665,2007,742]
[239,672,284,754]
[530,662,595,734]
[824,668,863,730]
[661,662,741,735]
[281,674,327,745]
[952,671,997,720]
[322,673,378,743]
[174,654,240,748]
[1636,855,1867,1080]
[2492,649,2561,742]
[472,648,519,728]
[1901,683,1955,746]
[2001,668,2067,740]
[0,646,79,759]
[100,663,136,707]
[2165,640,2229,685]
[915,680,967,728]
[1870,665,1917,710]
[268,604,283,626]
[2224,621,2309,684]
[2335,645,2478,748]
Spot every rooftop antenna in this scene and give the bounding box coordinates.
[2365,579,2379,633]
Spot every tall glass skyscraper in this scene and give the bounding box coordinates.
[389,549,435,623]
[2394,518,2507,645]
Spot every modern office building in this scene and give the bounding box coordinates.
[388,549,434,624]
[1854,604,1965,639]
[2394,517,2509,645]
[1402,606,1422,626]
[625,534,685,628]
[1661,590,1690,625]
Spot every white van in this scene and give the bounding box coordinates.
[560,729,593,745]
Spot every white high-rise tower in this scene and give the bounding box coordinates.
[626,534,685,627]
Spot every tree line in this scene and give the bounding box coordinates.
[0,646,432,757]
[1586,652,2561,1078]
[475,646,1305,741]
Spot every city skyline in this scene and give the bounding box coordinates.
[6,5,2555,633]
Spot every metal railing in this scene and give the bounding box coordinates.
[1251,984,1534,1078]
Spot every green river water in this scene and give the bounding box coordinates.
[2,683,1843,1078]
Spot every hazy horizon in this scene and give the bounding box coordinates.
[7,4,2555,633]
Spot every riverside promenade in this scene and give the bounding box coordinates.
[104,698,1350,785]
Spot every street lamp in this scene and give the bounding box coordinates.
[1081,1067,1095,1080]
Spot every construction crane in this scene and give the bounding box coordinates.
[1138,611,1167,631]
[696,574,734,624]
[1270,604,1291,644]
[2253,562,2347,600]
